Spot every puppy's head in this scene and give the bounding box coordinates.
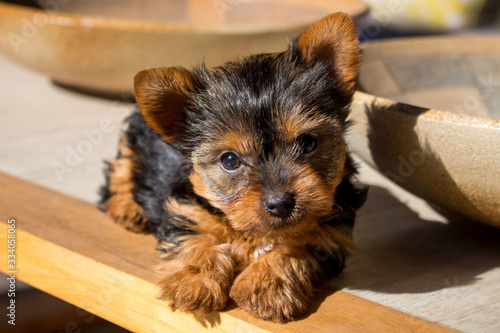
[134,13,360,237]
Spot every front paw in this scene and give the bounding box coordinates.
[230,265,310,322]
[158,268,230,317]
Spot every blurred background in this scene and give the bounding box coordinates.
[361,0,500,37]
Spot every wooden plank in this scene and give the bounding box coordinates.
[0,172,455,332]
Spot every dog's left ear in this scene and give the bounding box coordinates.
[134,67,195,145]
[296,12,360,96]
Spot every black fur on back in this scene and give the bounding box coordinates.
[99,110,196,243]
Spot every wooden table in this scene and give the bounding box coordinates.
[0,171,452,332]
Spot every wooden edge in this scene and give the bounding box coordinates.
[352,91,500,127]
[360,35,500,58]
[0,0,367,34]
[0,171,455,332]
[0,225,240,333]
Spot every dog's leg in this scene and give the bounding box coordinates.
[100,135,150,232]
[156,198,235,318]
[230,222,354,323]
[229,247,319,323]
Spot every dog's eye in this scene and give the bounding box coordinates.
[298,134,318,154]
[220,152,241,171]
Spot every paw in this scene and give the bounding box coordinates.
[158,268,230,317]
[230,266,309,322]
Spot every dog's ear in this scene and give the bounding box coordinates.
[296,12,360,96]
[134,67,195,144]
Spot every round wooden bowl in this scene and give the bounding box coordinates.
[0,0,367,94]
[348,36,500,228]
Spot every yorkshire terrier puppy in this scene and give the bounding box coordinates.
[100,13,366,323]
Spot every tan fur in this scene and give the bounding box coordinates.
[188,166,228,212]
[156,198,236,317]
[155,193,358,321]
[214,131,256,157]
[134,67,195,144]
[156,106,357,322]
[277,105,339,144]
[157,233,235,317]
[297,12,360,96]
[121,13,363,323]
[103,137,150,232]
[230,249,317,322]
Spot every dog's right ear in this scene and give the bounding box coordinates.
[296,12,360,97]
[134,67,195,145]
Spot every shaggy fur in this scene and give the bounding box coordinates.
[100,12,367,323]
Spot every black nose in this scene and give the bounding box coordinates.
[263,192,295,218]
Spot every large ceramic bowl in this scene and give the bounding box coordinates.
[348,36,500,228]
[0,0,367,94]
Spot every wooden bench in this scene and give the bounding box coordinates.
[0,171,453,332]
